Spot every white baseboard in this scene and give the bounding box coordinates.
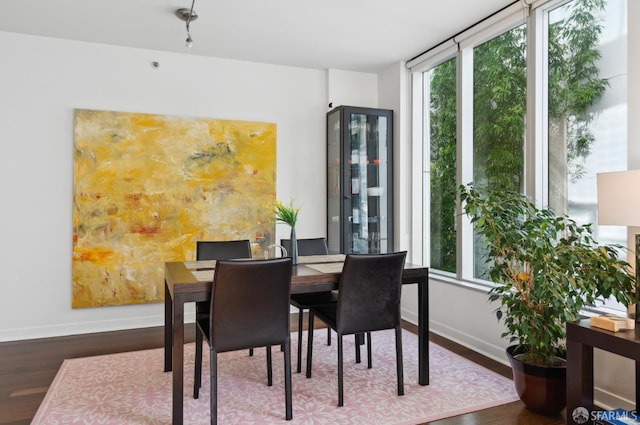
[593,387,635,412]
[0,313,184,342]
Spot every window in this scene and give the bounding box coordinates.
[472,24,527,278]
[411,0,629,311]
[473,25,527,192]
[546,0,627,248]
[546,0,628,309]
[427,58,457,273]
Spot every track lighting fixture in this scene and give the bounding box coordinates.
[175,0,198,48]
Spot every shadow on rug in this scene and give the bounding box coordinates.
[32,329,518,424]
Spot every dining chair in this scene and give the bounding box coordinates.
[305,251,407,407]
[196,240,252,262]
[280,237,336,373]
[196,240,254,356]
[193,257,293,424]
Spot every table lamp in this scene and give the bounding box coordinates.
[597,170,640,323]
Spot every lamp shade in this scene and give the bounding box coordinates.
[597,170,640,226]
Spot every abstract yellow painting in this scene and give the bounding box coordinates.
[72,109,276,308]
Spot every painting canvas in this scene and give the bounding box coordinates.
[72,109,276,308]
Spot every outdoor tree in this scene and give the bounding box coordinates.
[429,0,608,273]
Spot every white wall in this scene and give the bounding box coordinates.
[378,62,411,256]
[326,69,378,110]
[0,31,333,341]
[0,31,382,342]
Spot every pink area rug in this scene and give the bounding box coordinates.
[31,329,518,424]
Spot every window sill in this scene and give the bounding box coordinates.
[428,270,630,317]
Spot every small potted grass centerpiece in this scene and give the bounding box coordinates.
[274,199,300,264]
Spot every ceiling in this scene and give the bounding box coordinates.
[0,0,515,73]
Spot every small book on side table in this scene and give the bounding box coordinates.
[590,315,635,332]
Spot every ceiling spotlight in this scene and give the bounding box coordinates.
[175,0,197,48]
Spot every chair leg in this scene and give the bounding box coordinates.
[296,306,304,373]
[194,328,203,399]
[249,348,254,356]
[305,311,315,378]
[210,349,218,425]
[327,326,331,346]
[395,326,404,396]
[267,346,273,386]
[338,333,344,407]
[283,339,293,421]
[366,332,372,369]
[354,334,361,364]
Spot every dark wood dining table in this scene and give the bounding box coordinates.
[164,254,429,425]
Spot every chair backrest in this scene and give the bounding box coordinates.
[336,251,407,335]
[196,240,252,261]
[210,258,293,352]
[280,237,328,256]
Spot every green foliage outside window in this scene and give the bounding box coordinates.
[428,0,609,274]
[429,58,457,272]
[473,25,527,192]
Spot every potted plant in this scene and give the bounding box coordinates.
[274,198,301,264]
[459,183,635,415]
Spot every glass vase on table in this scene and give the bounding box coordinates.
[289,226,298,265]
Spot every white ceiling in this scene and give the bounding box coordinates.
[0,0,515,73]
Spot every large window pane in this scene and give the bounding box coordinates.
[473,24,527,278]
[547,0,627,310]
[547,0,627,246]
[427,58,457,273]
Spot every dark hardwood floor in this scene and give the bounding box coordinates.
[0,317,565,425]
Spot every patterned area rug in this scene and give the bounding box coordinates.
[32,329,518,424]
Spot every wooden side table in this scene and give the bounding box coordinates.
[566,319,640,424]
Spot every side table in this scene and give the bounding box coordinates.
[566,319,640,424]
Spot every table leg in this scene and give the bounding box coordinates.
[566,338,593,424]
[164,281,172,372]
[172,294,185,425]
[418,274,429,385]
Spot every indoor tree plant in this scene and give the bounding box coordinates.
[459,183,635,414]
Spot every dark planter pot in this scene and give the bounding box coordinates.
[506,345,566,415]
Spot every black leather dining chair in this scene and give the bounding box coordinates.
[193,258,293,424]
[196,240,252,262]
[280,237,328,258]
[305,251,407,407]
[196,240,254,356]
[280,237,336,373]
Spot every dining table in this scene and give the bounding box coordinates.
[164,254,429,425]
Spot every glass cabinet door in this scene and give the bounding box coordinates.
[327,110,342,254]
[327,106,393,254]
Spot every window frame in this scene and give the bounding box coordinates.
[409,0,630,313]
[410,4,527,285]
